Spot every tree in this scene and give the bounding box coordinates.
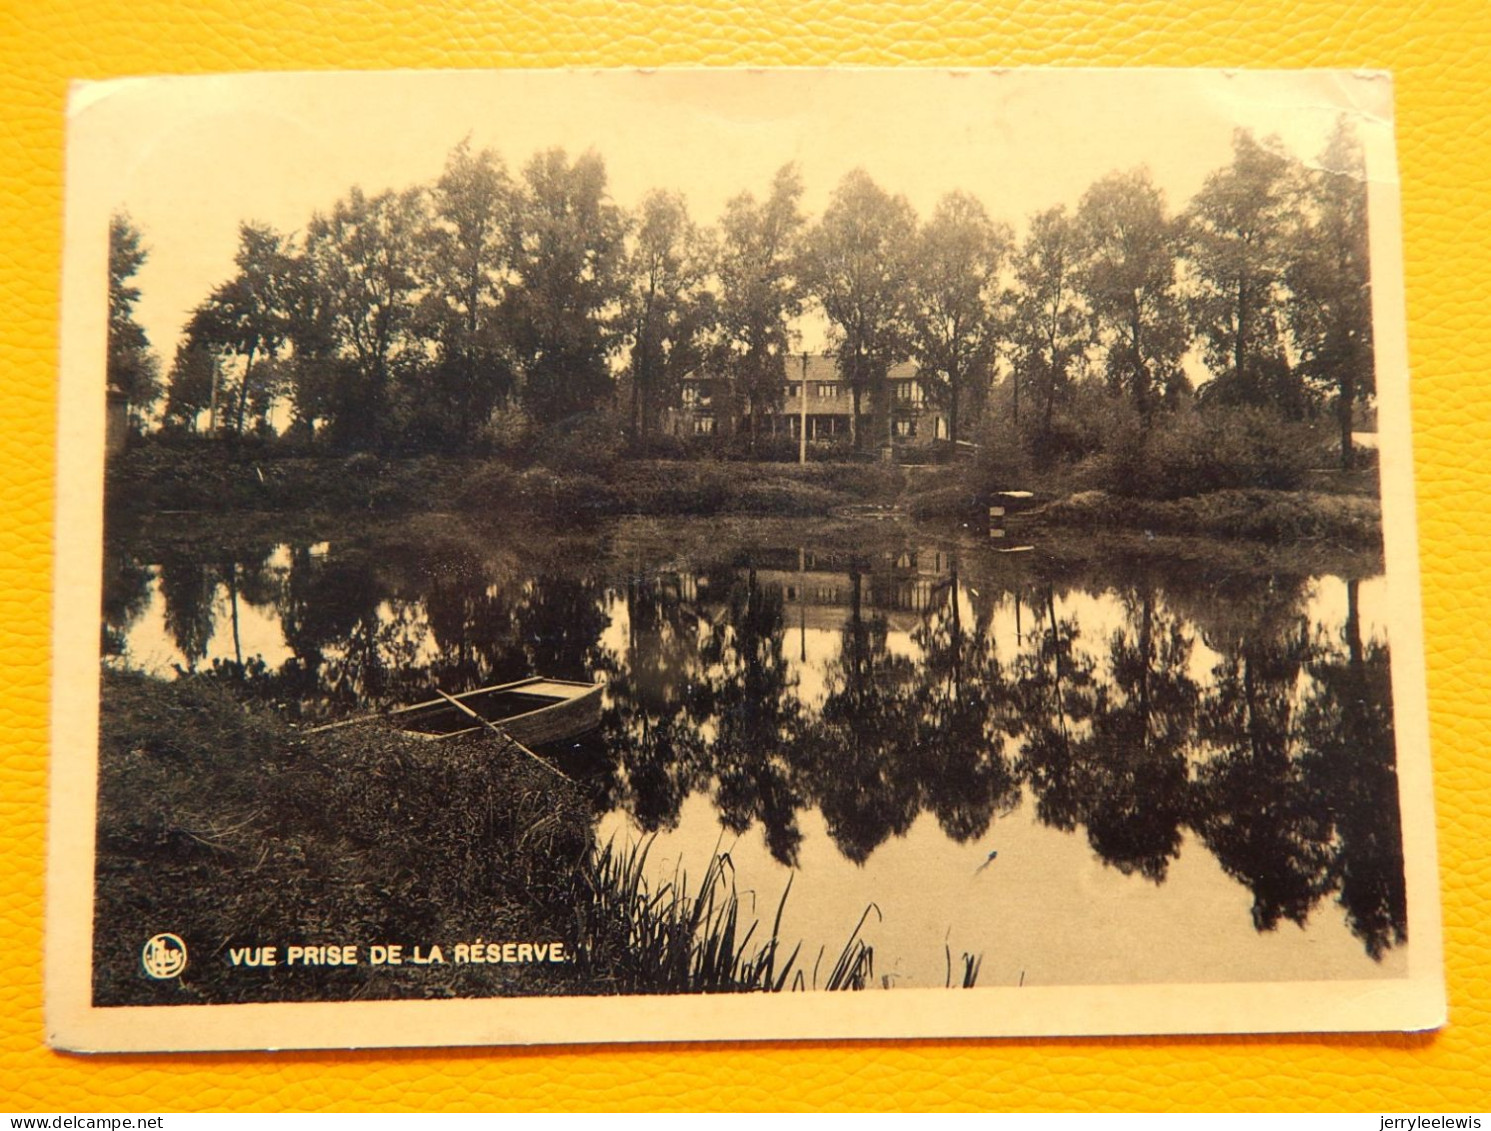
[714,164,806,448]
[107,213,161,430]
[622,190,717,440]
[413,140,516,449]
[1008,205,1089,443]
[306,186,427,449]
[162,338,219,432]
[184,222,296,437]
[1076,170,1188,416]
[800,169,917,451]
[906,191,1010,446]
[1184,130,1304,416]
[504,148,629,426]
[278,245,345,443]
[1289,118,1374,468]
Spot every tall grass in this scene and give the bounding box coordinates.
[572,838,930,994]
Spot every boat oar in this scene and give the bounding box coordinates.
[433,687,575,784]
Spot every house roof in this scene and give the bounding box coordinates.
[690,353,920,384]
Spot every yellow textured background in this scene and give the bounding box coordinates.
[2,0,1487,1112]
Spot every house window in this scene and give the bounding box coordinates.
[895,381,924,406]
[693,416,716,435]
[815,382,837,398]
[894,419,916,438]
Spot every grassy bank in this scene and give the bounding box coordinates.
[108,439,1382,548]
[904,463,1382,549]
[96,670,917,1004]
[1031,488,1382,548]
[95,669,593,1004]
[106,445,903,522]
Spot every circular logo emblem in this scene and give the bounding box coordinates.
[141,933,188,979]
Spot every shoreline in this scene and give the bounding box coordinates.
[106,447,1383,552]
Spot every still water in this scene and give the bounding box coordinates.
[104,515,1407,988]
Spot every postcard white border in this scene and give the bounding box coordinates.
[45,68,1445,1052]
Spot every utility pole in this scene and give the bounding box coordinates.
[800,351,809,465]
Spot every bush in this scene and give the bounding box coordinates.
[481,402,536,462]
[970,415,1032,494]
[517,468,620,520]
[1025,383,1115,466]
[531,412,626,478]
[454,461,523,511]
[625,431,690,461]
[1043,488,1381,546]
[1085,405,1321,500]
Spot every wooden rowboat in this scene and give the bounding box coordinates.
[306,676,604,746]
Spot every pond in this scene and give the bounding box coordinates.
[103,513,1407,989]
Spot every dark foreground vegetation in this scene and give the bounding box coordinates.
[95,670,933,1004]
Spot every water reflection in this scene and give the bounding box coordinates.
[105,522,1406,974]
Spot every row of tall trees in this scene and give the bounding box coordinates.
[1002,123,1374,470]
[113,120,1372,465]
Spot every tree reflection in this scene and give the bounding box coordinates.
[700,565,805,866]
[797,565,921,864]
[274,550,392,712]
[116,525,1407,960]
[156,556,219,670]
[910,570,1022,843]
[1298,579,1406,958]
[593,574,715,835]
[1192,591,1334,934]
[1080,588,1200,881]
[102,549,154,658]
[1013,586,1098,834]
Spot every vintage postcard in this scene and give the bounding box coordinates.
[47,69,1444,1051]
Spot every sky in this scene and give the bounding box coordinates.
[67,68,1395,365]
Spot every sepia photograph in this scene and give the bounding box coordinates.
[47,68,1443,1050]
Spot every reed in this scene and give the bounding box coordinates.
[572,840,971,994]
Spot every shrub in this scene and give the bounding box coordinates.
[626,431,690,461]
[531,412,626,478]
[481,402,536,462]
[1085,404,1321,500]
[1026,383,1117,466]
[454,461,522,512]
[517,468,620,520]
[970,414,1032,495]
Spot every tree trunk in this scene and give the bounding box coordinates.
[234,344,257,438]
[950,371,960,448]
[1235,277,1247,383]
[1130,313,1149,416]
[1043,366,1057,439]
[1338,369,1356,471]
[1346,578,1363,666]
